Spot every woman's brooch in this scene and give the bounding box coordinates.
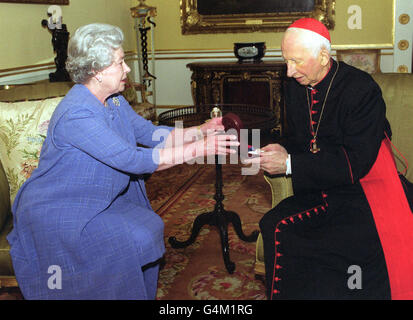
[112,97,120,107]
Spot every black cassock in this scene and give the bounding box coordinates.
[260,59,393,299]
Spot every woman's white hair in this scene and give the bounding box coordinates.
[66,23,124,83]
[285,27,331,57]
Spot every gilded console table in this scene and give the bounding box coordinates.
[187,61,287,136]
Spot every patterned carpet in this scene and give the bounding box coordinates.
[147,163,272,300]
[0,163,272,300]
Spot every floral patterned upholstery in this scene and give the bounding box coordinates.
[0,97,62,204]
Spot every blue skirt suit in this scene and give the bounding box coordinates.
[7,84,173,299]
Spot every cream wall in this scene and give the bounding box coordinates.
[0,0,136,71]
[145,0,396,108]
[394,0,413,72]
[0,0,395,71]
[151,0,394,51]
[0,0,399,107]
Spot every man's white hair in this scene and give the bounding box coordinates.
[284,27,331,57]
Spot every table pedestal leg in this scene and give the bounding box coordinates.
[168,158,259,274]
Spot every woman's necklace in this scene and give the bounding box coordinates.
[306,62,339,153]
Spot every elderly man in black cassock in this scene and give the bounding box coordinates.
[245,18,413,300]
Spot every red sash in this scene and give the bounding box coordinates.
[360,138,413,299]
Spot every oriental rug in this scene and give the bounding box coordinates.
[146,163,271,300]
[0,163,272,300]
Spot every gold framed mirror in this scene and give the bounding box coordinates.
[180,0,335,34]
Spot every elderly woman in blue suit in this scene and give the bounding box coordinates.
[7,23,238,300]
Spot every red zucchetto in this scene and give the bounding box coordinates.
[288,18,331,42]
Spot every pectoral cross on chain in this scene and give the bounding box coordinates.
[310,139,320,153]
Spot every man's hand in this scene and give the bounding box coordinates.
[243,143,288,175]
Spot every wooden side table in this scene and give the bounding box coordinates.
[187,61,286,136]
[159,105,277,273]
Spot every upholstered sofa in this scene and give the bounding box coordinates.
[255,72,413,276]
[0,78,154,288]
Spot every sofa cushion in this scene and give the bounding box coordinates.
[0,97,62,204]
[373,73,413,181]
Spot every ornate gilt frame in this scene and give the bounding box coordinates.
[0,0,68,4]
[180,0,335,34]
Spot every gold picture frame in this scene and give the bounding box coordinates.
[180,0,335,34]
[0,0,68,4]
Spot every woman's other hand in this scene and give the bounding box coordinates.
[200,117,225,134]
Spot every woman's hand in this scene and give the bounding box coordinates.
[165,117,225,149]
[187,132,239,159]
[199,117,225,135]
[156,132,239,171]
